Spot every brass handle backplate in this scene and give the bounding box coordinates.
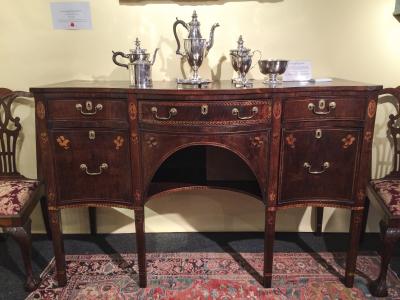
[151,107,178,120]
[303,161,330,174]
[76,101,103,116]
[232,106,259,120]
[80,163,108,176]
[307,100,336,115]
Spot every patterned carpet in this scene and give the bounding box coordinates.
[27,252,400,299]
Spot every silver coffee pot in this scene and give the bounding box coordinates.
[173,11,219,85]
[230,36,260,88]
[112,38,159,87]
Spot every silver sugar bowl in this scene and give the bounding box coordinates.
[258,59,288,83]
[230,36,261,88]
[112,38,159,87]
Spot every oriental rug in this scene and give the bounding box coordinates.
[27,252,400,299]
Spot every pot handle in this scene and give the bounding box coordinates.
[112,51,129,69]
[250,50,262,70]
[173,18,189,57]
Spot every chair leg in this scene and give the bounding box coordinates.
[89,207,97,235]
[315,207,323,235]
[40,196,52,240]
[359,197,370,244]
[5,219,39,291]
[369,220,400,297]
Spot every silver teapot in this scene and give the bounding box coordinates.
[173,11,219,85]
[112,38,158,87]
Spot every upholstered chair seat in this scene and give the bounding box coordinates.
[371,179,400,217]
[0,180,40,216]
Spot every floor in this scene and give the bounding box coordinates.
[0,232,399,300]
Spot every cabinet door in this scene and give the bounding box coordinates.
[51,129,132,206]
[279,128,361,205]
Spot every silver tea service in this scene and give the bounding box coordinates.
[229,36,261,88]
[112,38,159,88]
[258,59,288,83]
[173,11,219,86]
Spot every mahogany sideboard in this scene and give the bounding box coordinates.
[31,79,382,289]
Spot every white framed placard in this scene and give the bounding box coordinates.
[282,60,312,82]
[50,2,92,30]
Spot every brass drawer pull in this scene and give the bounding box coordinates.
[303,161,330,174]
[75,101,103,116]
[307,100,336,115]
[151,107,178,120]
[232,106,258,120]
[80,163,108,176]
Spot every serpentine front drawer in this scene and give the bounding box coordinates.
[50,129,132,207]
[278,127,362,205]
[139,100,272,132]
[47,99,127,122]
[283,98,366,122]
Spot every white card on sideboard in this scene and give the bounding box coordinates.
[282,61,312,82]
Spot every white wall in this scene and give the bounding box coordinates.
[1,0,399,233]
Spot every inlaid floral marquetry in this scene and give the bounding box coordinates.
[367,100,377,118]
[129,103,137,120]
[36,101,45,120]
[131,133,139,144]
[273,102,282,119]
[286,134,296,149]
[56,136,70,150]
[249,136,263,148]
[146,136,158,148]
[114,136,124,150]
[364,131,372,143]
[342,134,355,149]
[40,132,49,145]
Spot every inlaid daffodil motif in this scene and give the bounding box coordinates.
[114,136,124,150]
[56,136,70,150]
[342,134,355,149]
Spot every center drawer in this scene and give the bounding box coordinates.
[51,129,132,207]
[139,100,272,130]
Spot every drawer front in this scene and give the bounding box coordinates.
[47,99,127,121]
[279,128,361,204]
[51,129,131,206]
[139,100,272,127]
[283,98,365,121]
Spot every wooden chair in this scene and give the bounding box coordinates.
[365,87,400,297]
[0,88,51,291]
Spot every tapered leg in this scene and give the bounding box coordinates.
[88,207,97,235]
[359,197,370,243]
[6,219,39,291]
[135,207,146,288]
[263,207,276,288]
[315,207,323,235]
[369,220,400,297]
[48,209,66,286]
[40,196,52,240]
[344,209,363,287]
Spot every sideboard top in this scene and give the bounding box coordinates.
[30,79,382,95]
